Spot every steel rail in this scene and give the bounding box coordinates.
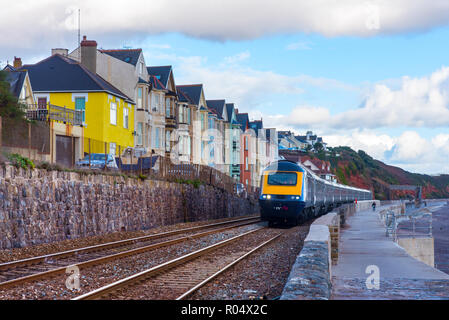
[0,215,259,271]
[73,227,265,300]
[0,219,260,290]
[176,233,282,300]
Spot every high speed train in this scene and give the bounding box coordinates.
[259,160,372,226]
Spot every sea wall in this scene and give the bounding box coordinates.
[281,200,377,300]
[0,165,258,249]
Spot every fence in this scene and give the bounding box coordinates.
[384,208,433,241]
[26,103,83,126]
[0,116,51,162]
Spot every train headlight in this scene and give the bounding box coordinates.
[266,195,271,200]
[291,196,296,200]
[296,196,300,200]
[262,195,267,199]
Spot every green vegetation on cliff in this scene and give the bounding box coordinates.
[309,146,449,200]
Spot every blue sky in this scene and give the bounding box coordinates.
[1,1,449,174]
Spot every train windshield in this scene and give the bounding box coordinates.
[267,172,297,186]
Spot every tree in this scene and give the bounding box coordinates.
[0,70,26,119]
[314,142,324,152]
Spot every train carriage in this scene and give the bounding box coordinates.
[259,160,372,226]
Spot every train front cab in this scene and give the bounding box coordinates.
[259,168,305,226]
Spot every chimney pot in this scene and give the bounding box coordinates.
[13,56,22,69]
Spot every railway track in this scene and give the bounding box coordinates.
[73,227,282,300]
[0,216,260,290]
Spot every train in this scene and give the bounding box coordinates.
[259,160,372,226]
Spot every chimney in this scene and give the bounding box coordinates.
[52,48,68,56]
[13,56,22,69]
[80,35,97,74]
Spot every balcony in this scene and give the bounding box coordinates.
[165,116,177,128]
[26,104,83,126]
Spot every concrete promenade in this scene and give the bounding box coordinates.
[332,206,449,299]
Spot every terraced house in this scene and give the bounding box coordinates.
[22,46,135,166]
[70,38,149,152]
[206,99,229,173]
[225,103,241,180]
[176,84,210,165]
[147,66,181,158]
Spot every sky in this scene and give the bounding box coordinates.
[1,0,449,175]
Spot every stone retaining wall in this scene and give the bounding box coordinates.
[0,165,258,249]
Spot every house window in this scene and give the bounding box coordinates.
[123,108,129,129]
[110,102,117,125]
[187,108,191,124]
[201,114,205,130]
[137,88,143,109]
[109,142,116,156]
[245,136,248,150]
[137,122,143,145]
[38,97,47,109]
[75,97,86,122]
[165,130,171,152]
[245,157,248,170]
[154,127,160,149]
[179,105,184,123]
[140,62,144,75]
[165,98,170,117]
[159,95,164,113]
[150,93,156,112]
[187,137,191,156]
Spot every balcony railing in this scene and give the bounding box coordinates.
[26,104,83,126]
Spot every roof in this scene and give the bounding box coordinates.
[206,100,226,120]
[249,120,263,136]
[294,136,308,144]
[147,66,172,88]
[99,49,142,66]
[3,64,17,72]
[177,89,194,104]
[176,84,203,106]
[4,70,27,98]
[149,75,166,90]
[236,113,249,131]
[225,103,234,120]
[22,54,134,103]
[138,77,149,85]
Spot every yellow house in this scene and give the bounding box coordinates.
[23,51,135,165]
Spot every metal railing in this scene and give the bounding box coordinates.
[26,104,83,126]
[384,208,432,241]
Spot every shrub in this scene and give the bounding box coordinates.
[7,153,35,170]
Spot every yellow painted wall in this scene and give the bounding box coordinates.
[48,92,135,155]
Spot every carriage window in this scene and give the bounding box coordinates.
[267,172,297,186]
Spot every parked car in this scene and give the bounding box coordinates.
[75,153,118,170]
[234,183,247,197]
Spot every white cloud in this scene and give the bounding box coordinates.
[2,0,449,56]
[152,51,353,109]
[261,66,449,130]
